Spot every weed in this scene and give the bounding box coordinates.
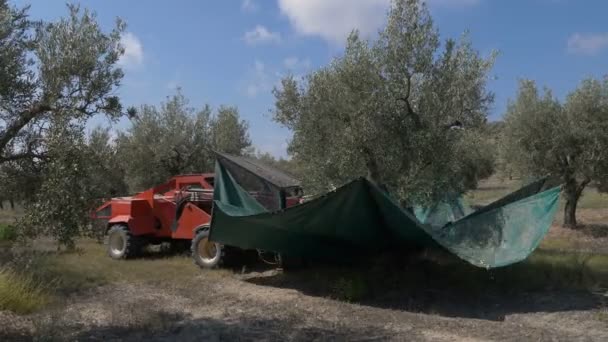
[0,268,51,314]
[0,224,17,241]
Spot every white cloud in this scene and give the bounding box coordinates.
[241,0,258,12]
[278,0,482,44]
[567,32,608,56]
[118,32,144,69]
[283,56,311,69]
[278,0,389,44]
[243,25,282,45]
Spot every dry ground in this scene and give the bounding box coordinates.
[1,276,607,342]
[0,178,607,341]
[0,235,606,341]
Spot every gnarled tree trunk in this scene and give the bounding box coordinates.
[562,176,590,229]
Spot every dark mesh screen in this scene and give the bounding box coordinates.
[219,157,282,211]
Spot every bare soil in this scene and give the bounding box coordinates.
[1,267,607,341]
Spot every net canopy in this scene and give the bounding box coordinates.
[414,195,473,229]
[214,152,301,211]
[209,159,561,269]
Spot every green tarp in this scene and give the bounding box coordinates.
[209,161,561,268]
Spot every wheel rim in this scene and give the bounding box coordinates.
[197,237,219,263]
[109,232,126,256]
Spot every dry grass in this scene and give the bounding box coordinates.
[0,268,50,314]
[30,239,230,293]
[0,238,230,315]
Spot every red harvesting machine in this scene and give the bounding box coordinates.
[91,153,303,269]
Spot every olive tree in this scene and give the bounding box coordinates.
[0,2,128,163]
[87,126,129,198]
[117,91,214,190]
[117,91,251,191]
[21,120,95,249]
[0,1,129,246]
[502,78,608,228]
[272,0,496,204]
[210,105,251,155]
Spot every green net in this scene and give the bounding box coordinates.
[209,160,561,268]
[414,195,473,229]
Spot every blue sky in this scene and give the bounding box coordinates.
[12,0,608,158]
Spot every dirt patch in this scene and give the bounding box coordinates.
[2,271,606,341]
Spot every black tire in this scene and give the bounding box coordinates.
[191,228,223,269]
[106,224,143,259]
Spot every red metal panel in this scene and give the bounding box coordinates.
[172,203,211,239]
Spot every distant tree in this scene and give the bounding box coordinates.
[502,78,608,228]
[250,150,301,179]
[272,0,496,204]
[117,91,214,190]
[210,106,251,155]
[118,91,251,191]
[87,127,128,198]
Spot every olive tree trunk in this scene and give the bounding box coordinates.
[562,177,590,229]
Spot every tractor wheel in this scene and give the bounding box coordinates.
[191,228,223,269]
[106,224,143,260]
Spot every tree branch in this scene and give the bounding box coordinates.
[0,103,52,155]
[0,151,47,163]
[397,74,422,128]
[576,177,591,198]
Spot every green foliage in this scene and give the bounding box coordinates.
[0,268,50,314]
[118,90,251,191]
[0,1,126,162]
[211,105,251,155]
[272,0,496,203]
[117,91,214,190]
[0,2,127,246]
[87,126,129,198]
[502,78,608,227]
[248,150,301,179]
[21,121,96,249]
[0,224,17,241]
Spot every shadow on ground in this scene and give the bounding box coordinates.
[580,223,608,238]
[243,249,606,322]
[0,310,399,341]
